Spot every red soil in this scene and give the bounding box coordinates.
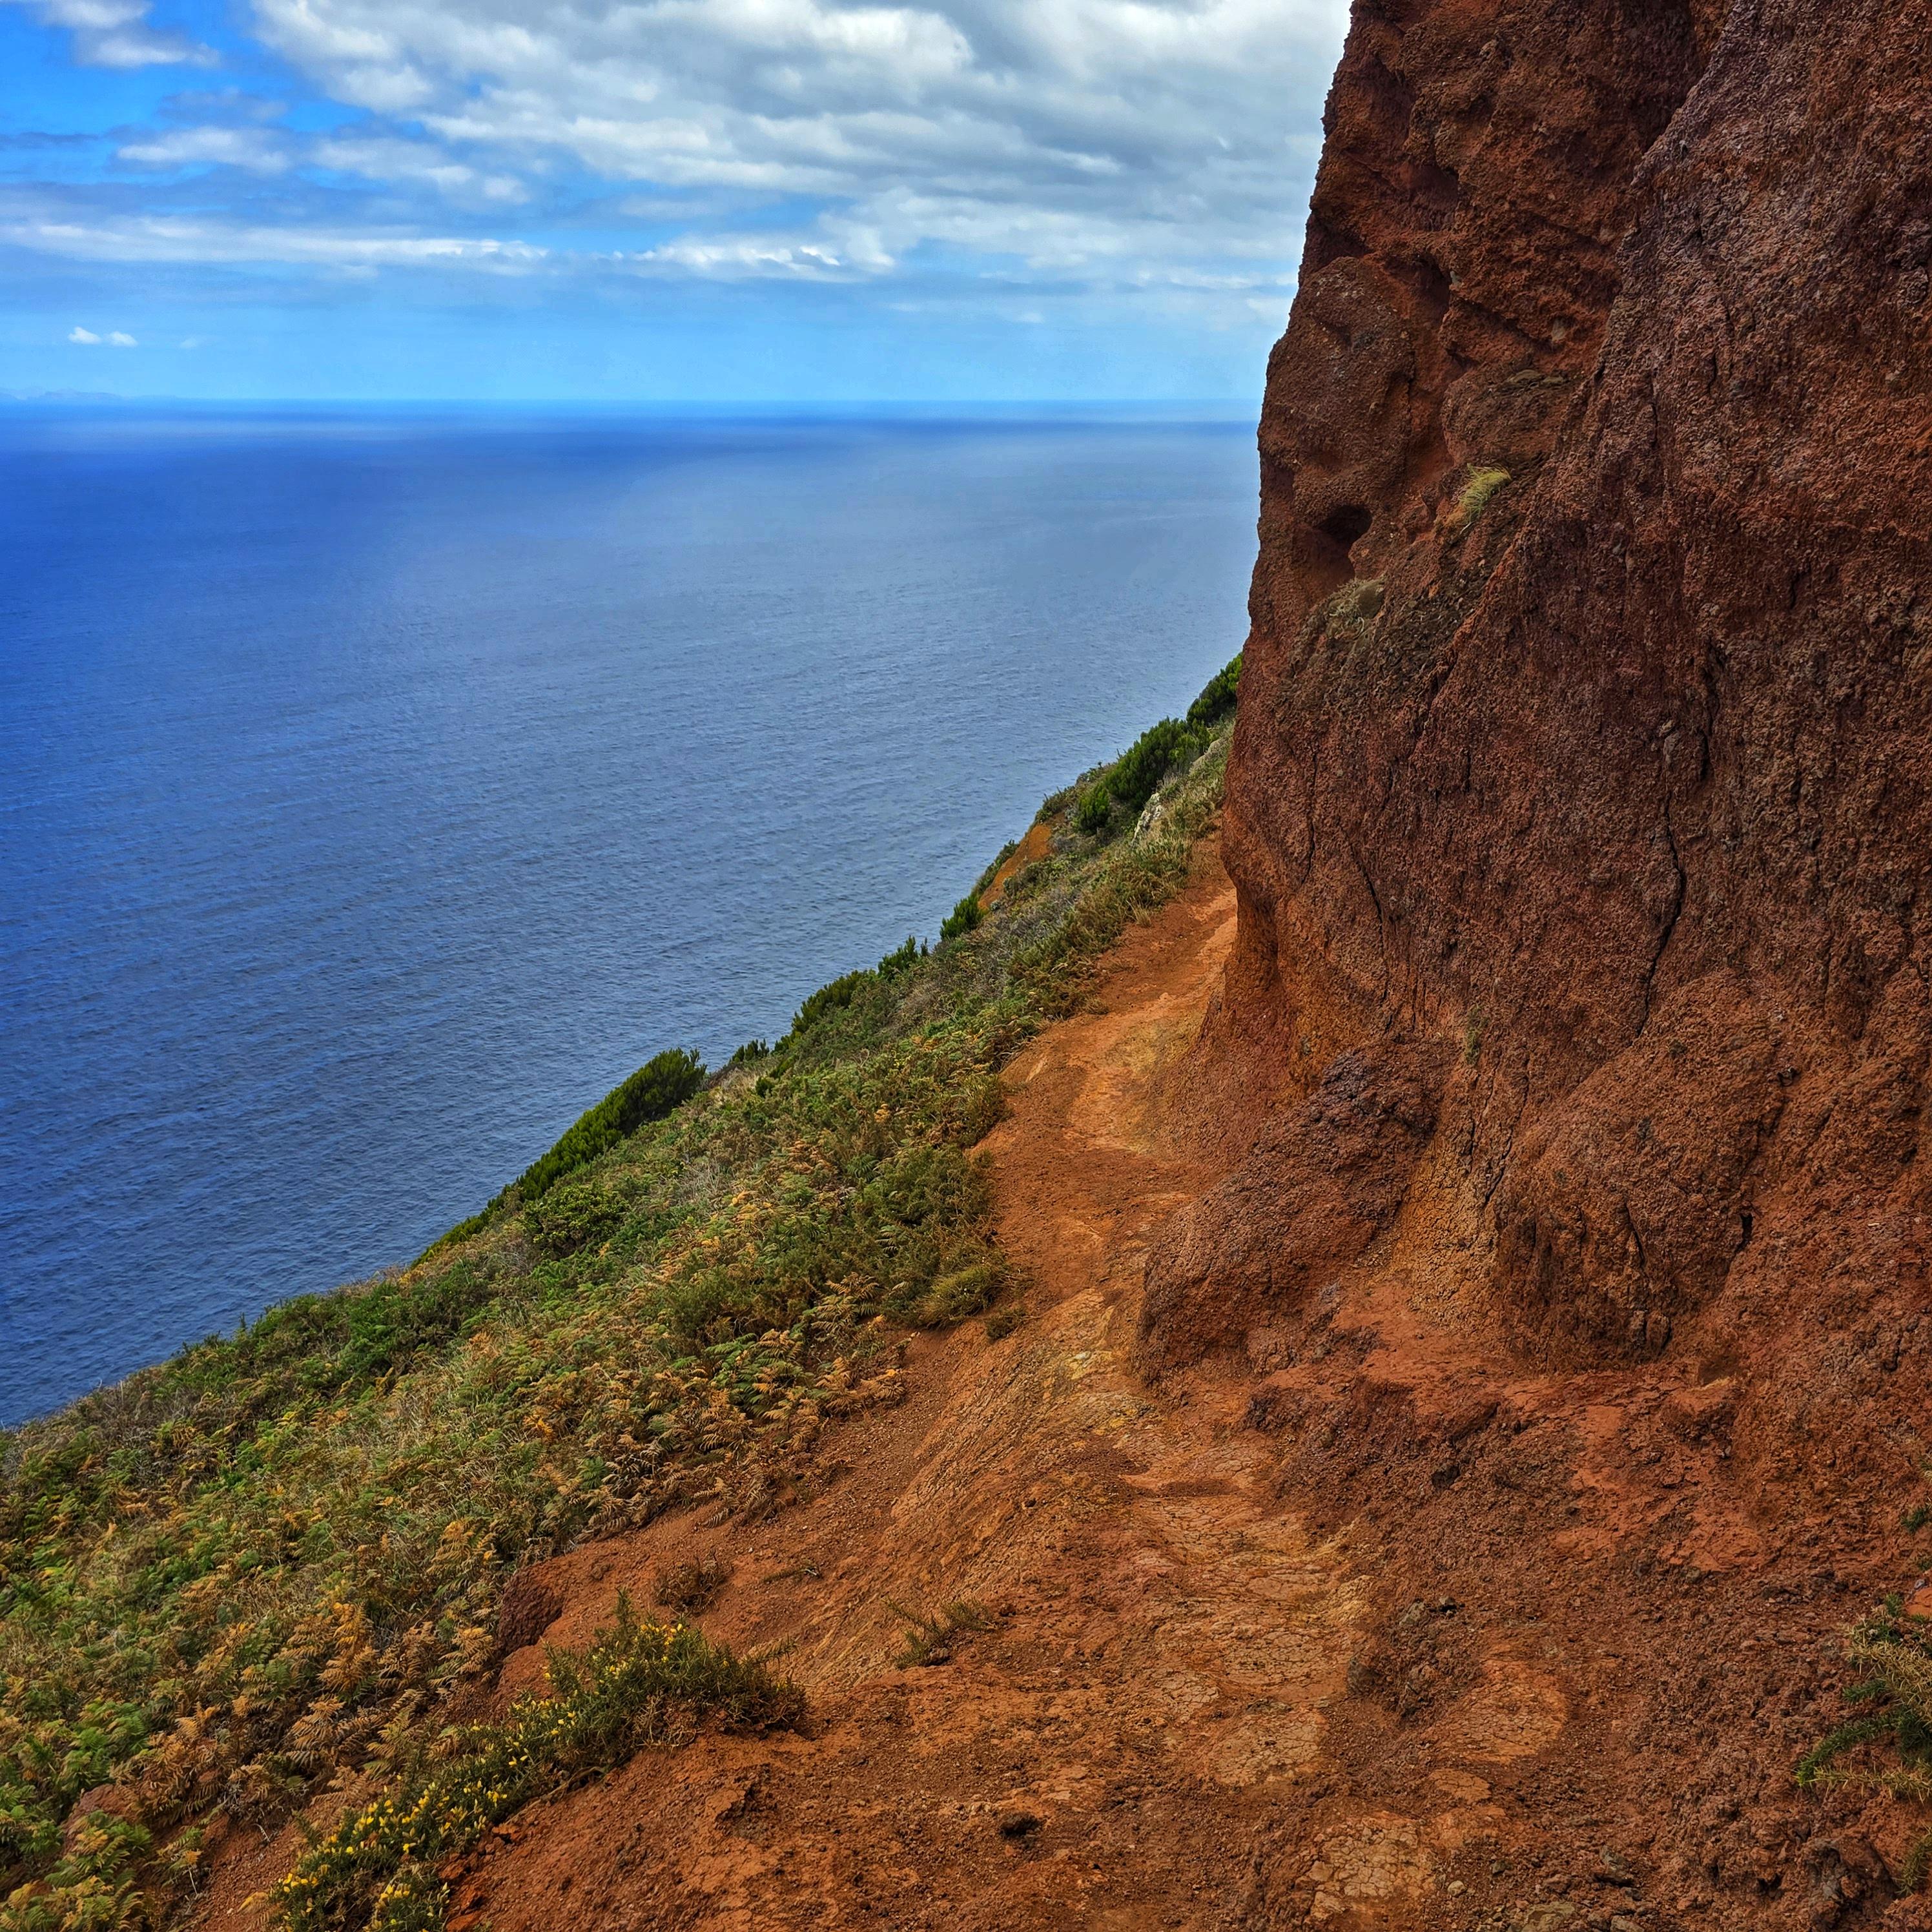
[197,838,1924,1931]
[978,819,1055,912]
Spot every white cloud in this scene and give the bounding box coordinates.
[118,125,291,172]
[10,0,1350,304]
[11,208,547,271]
[632,220,893,278]
[110,123,529,203]
[165,88,290,121]
[64,322,139,343]
[311,135,528,203]
[108,330,138,345]
[240,0,1348,282]
[67,324,100,342]
[1,0,214,67]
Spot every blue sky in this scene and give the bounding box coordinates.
[0,0,1348,401]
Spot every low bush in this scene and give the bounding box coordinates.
[1109,717,1207,818]
[338,1263,498,1382]
[788,969,873,1037]
[1799,1592,1932,1887]
[1186,653,1242,730]
[1069,656,1237,844]
[914,1259,1004,1328]
[515,1049,707,1204]
[522,1177,632,1257]
[272,1597,799,1932]
[940,893,983,943]
[1074,785,1113,835]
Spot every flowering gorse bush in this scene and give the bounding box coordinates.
[273,1597,799,1932]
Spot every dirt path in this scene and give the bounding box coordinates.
[197,835,1891,1932]
[437,839,1382,1931]
[201,841,1356,1929]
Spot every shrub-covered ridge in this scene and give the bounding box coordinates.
[0,664,1236,1931]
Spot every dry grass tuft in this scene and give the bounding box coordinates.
[1449,465,1511,533]
[887,1599,991,1669]
[653,1553,734,1616]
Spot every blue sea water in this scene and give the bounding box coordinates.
[0,404,1257,1428]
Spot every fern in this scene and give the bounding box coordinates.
[1802,1597,1932,1893]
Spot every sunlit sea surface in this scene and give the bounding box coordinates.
[0,404,1255,1425]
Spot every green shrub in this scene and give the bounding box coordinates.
[1061,659,1238,849]
[727,1040,770,1068]
[788,969,873,1036]
[338,1264,497,1382]
[522,1177,631,1257]
[1799,1593,1932,1888]
[1185,652,1243,730]
[958,1075,1004,1145]
[914,1260,1003,1328]
[1110,717,1206,816]
[1074,785,1113,835]
[272,1597,800,1932]
[1074,713,1211,841]
[770,949,936,1064]
[516,1049,706,1204]
[940,893,983,943]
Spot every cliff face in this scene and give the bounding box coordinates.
[1150,0,1932,1488]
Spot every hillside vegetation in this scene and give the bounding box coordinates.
[0,662,1239,1932]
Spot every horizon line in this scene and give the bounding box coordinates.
[0,392,1260,412]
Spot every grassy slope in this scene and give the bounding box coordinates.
[0,673,1238,1932]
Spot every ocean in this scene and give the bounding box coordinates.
[0,404,1256,1428]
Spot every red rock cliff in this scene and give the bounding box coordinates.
[1149,0,1932,1505]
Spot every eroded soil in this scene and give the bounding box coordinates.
[197,840,1916,1931]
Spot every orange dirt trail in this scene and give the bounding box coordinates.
[203,841,1366,1929]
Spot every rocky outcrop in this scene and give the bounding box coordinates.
[1140,1042,1441,1371]
[1148,0,1932,1478]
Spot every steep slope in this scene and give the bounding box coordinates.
[0,695,1238,1932]
[196,835,1830,1932]
[201,830,1916,1932]
[1128,0,1932,1923]
[17,7,1932,1929]
[1150,0,1932,1532]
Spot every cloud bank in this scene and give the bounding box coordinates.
[4,0,213,67]
[248,0,1345,279]
[4,0,1350,393]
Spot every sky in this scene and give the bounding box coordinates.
[0,0,1350,401]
